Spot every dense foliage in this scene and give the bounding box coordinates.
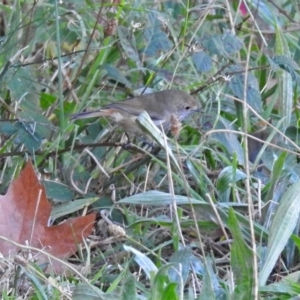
[1,0,300,299]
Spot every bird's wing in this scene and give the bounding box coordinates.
[71,108,120,120]
[106,101,166,123]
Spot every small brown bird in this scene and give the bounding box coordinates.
[72,89,199,136]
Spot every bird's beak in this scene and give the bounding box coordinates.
[193,107,202,113]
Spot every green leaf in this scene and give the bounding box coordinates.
[16,121,43,152]
[168,247,191,285]
[43,180,75,202]
[123,245,158,279]
[151,263,180,300]
[51,197,99,219]
[72,283,116,300]
[143,12,173,56]
[264,151,287,203]
[198,259,222,300]
[118,190,205,206]
[222,31,243,54]
[201,34,227,56]
[0,121,18,135]
[216,166,247,202]
[136,111,182,173]
[159,282,178,300]
[121,275,137,300]
[120,191,268,245]
[268,55,300,84]
[7,66,36,100]
[192,51,212,72]
[272,29,295,127]
[208,116,245,164]
[103,64,132,88]
[118,26,143,70]
[226,65,262,113]
[18,107,53,140]
[263,175,290,231]
[40,92,57,110]
[248,1,278,27]
[228,208,254,299]
[259,181,300,285]
[260,269,300,296]
[291,234,300,253]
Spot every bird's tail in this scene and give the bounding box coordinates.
[71,109,112,120]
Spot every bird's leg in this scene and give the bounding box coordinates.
[120,132,133,149]
[138,136,157,150]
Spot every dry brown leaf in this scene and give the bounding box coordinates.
[0,161,96,271]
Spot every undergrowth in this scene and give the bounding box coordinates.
[1,0,300,299]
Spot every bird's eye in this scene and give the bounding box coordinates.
[185,106,191,110]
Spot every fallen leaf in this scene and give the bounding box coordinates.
[0,161,96,271]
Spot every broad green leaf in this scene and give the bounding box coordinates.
[168,247,191,285]
[274,25,294,128]
[291,234,300,253]
[72,283,116,300]
[7,66,36,100]
[0,122,18,135]
[263,175,290,231]
[121,275,137,300]
[124,245,158,279]
[259,182,300,285]
[151,263,180,300]
[208,116,245,164]
[118,26,143,70]
[200,32,242,57]
[260,270,300,296]
[40,92,57,110]
[192,51,212,72]
[198,259,222,300]
[216,166,247,202]
[18,107,53,140]
[103,64,132,88]
[136,111,181,172]
[118,190,205,206]
[51,197,98,219]
[264,151,287,203]
[119,191,268,245]
[159,283,178,300]
[228,208,254,299]
[186,158,213,194]
[201,35,227,56]
[248,1,278,28]
[14,121,43,153]
[43,180,75,202]
[143,12,173,56]
[226,65,262,113]
[222,31,243,54]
